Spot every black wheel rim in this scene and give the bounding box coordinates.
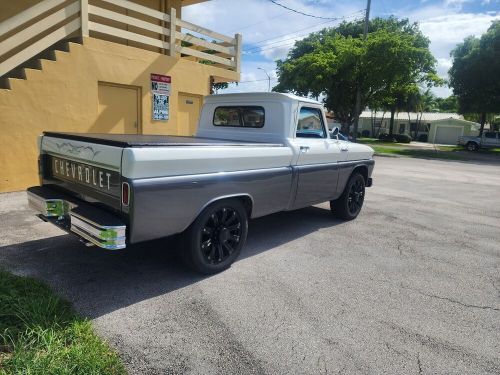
[347,178,364,215]
[200,207,242,265]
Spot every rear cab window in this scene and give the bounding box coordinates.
[213,106,265,128]
[296,107,327,138]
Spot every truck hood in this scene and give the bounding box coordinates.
[346,142,374,161]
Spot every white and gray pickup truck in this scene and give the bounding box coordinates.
[458,131,500,151]
[28,92,374,274]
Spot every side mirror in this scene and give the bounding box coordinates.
[330,126,339,139]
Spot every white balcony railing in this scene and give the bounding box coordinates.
[0,0,241,77]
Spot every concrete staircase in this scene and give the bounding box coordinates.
[0,37,82,90]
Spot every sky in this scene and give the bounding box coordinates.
[183,0,500,98]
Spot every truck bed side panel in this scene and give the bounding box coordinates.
[121,146,293,179]
[128,167,293,243]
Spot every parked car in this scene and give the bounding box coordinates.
[27,93,375,274]
[458,132,500,151]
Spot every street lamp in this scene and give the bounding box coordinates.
[257,67,271,92]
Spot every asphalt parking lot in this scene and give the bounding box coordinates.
[1,156,499,375]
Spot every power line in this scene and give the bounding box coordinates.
[243,15,364,55]
[242,10,364,52]
[244,41,296,55]
[268,0,358,20]
[243,19,334,52]
[232,77,278,83]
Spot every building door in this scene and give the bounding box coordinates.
[178,93,202,136]
[434,125,462,145]
[94,83,140,134]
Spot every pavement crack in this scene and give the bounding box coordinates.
[418,291,499,312]
[402,285,499,312]
[417,353,423,375]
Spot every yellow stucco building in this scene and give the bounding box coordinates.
[0,0,241,192]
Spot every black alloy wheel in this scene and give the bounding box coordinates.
[200,207,242,265]
[347,177,365,216]
[182,199,248,274]
[330,173,366,220]
[466,142,478,152]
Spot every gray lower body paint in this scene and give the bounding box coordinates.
[127,159,374,244]
[290,159,375,210]
[128,167,294,243]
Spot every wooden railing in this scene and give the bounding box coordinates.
[0,0,241,77]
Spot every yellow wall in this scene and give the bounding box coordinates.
[0,37,238,192]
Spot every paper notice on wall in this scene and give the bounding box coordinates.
[151,74,171,121]
[151,74,171,95]
[153,93,169,121]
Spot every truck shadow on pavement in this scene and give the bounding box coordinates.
[0,205,342,319]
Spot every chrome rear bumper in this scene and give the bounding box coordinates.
[27,186,126,250]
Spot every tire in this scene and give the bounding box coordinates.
[330,173,366,220]
[466,142,479,152]
[182,199,248,274]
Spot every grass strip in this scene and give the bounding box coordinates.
[358,138,500,160]
[370,146,469,160]
[0,270,126,375]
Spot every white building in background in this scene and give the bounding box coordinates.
[357,111,480,145]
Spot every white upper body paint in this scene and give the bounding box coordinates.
[41,93,374,179]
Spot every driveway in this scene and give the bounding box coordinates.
[1,157,499,374]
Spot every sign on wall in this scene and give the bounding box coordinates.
[151,74,171,121]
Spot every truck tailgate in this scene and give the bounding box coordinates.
[41,134,124,210]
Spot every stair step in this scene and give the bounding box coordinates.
[23,59,43,71]
[0,37,83,90]
[0,77,10,90]
[6,67,26,80]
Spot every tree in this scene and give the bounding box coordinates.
[274,17,440,137]
[449,21,500,135]
[211,81,228,94]
[434,96,458,113]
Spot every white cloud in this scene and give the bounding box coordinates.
[183,0,361,44]
[444,0,472,8]
[419,12,500,50]
[183,0,499,98]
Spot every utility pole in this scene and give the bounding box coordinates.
[258,67,271,92]
[352,0,371,142]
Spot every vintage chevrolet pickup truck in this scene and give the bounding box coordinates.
[28,92,374,274]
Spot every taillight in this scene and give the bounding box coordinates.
[122,182,130,206]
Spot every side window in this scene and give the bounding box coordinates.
[485,132,496,138]
[296,107,326,138]
[213,107,241,126]
[242,107,265,127]
[213,106,265,128]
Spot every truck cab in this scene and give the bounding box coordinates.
[458,131,500,151]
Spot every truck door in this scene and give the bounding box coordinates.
[290,105,343,208]
[483,132,498,147]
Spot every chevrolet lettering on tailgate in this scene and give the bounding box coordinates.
[50,156,119,194]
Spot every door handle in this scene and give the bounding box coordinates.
[299,146,310,153]
[341,147,348,151]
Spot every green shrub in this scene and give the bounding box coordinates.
[394,134,412,143]
[378,133,395,142]
[417,134,428,142]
